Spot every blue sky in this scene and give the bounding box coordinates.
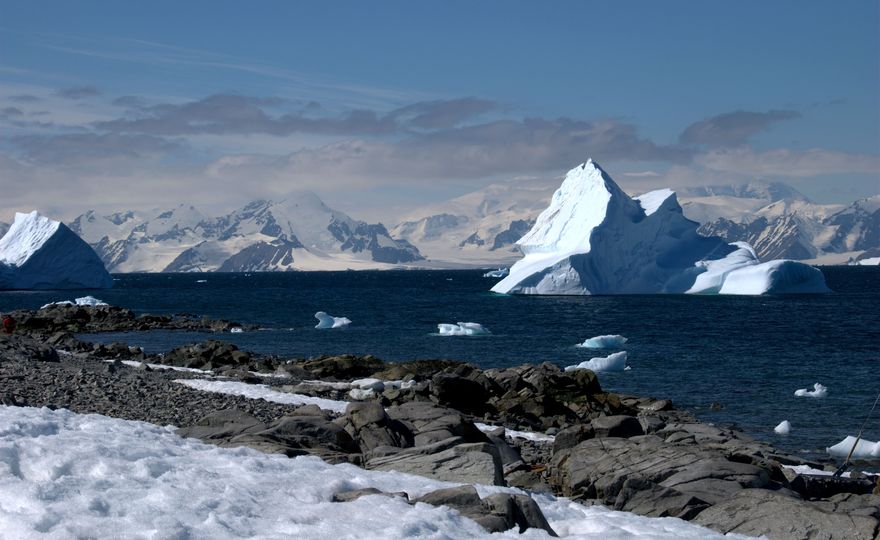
[0,1,878,220]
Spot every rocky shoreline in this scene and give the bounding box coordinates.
[1,303,878,539]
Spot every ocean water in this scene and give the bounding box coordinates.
[1,266,878,462]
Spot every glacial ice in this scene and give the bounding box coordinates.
[482,268,509,278]
[826,436,880,459]
[315,311,352,329]
[774,420,791,435]
[794,383,828,398]
[491,160,829,295]
[565,351,628,373]
[41,295,108,309]
[0,211,113,290]
[577,334,627,349]
[436,322,492,336]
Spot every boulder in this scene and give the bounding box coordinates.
[294,354,384,379]
[368,441,504,486]
[590,415,644,438]
[341,401,412,451]
[385,401,487,446]
[176,409,266,441]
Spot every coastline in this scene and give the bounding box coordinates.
[1,303,878,539]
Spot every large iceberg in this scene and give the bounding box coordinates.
[0,211,113,290]
[491,160,829,295]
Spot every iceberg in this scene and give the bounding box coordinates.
[491,160,829,295]
[827,436,880,459]
[436,322,491,336]
[774,420,791,435]
[482,268,509,278]
[314,311,352,329]
[41,295,109,309]
[794,383,828,398]
[0,211,113,290]
[577,334,627,349]
[565,351,628,372]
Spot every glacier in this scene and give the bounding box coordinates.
[0,211,113,290]
[491,160,829,295]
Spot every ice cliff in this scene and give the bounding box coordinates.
[491,160,829,295]
[0,211,113,290]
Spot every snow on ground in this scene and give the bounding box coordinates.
[436,322,491,336]
[794,383,828,398]
[577,335,627,349]
[474,423,556,443]
[826,436,880,459]
[565,351,628,373]
[40,296,108,309]
[774,420,791,435]
[314,311,352,329]
[0,406,753,539]
[104,359,212,374]
[174,379,349,414]
[782,464,851,478]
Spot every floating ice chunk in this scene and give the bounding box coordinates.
[774,420,791,435]
[827,436,880,459]
[315,311,352,329]
[196,279,207,283]
[436,322,491,336]
[794,383,828,398]
[482,268,509,278]
[577,334,627,349]
[565,351,628,372]
[41,295,109,309]
[229,327,244,333]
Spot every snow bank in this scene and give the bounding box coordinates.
[0,211,113,290]
[827,436,880,459]
[175,379,349,414]
[774,420,791,435]
[577,335,627,349]
[436,322,491,336]
[475,422,556,443]
[0,406,747,539]
[565,351,628,373]
[782,464,851,478]
[794,383,828,398]
[40,295,108,309]
[104,359,212,374]
[315,311,352,329]
[491,160,829,296]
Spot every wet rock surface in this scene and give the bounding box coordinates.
[0,304,878,539]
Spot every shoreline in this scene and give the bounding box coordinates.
[1,303,878,539]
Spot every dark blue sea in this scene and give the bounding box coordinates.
[1,267,878,462]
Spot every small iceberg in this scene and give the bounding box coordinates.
[827,436,880,459]
[41,296,108,309]
[229,327,244,334]
[577,334,627,349]
[794,383,828,398]
[774,420,791,435]
[483,268,509,278]
[565,351,628,373]
[314,311,352,329]
[436,322,491,336]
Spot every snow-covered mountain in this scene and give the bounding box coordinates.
[68,193,422,273]
[0,211,113,289]
[392,176,877,266]
[491,160,828,295]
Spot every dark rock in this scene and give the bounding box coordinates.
[368,441,504,485]
[176,409,266,441]
[590,415,644,438]
[553,424,595,453]
[431,373,489,414]
[294,354,384,379]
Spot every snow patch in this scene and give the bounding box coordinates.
[565,351,628,373]
[577,335,627,349]
[175,379,349,413]
[474,423,556,443]
[315,311,352,329]
[436,322,491,336]
[794,383,828,398]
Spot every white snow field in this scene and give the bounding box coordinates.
[314,311,352,329]
[0,211,113,290]
[774,421,791,435]
[175,379,349,414]
[577,335,628,349]
[0,406,753,539]
[491,160,828,295]
[436,322,492,336]
[826,436,880,459]
[794,383,828,398]
[565,351,628,373]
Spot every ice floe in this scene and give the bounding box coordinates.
[0,405,748,539]
[774,420,791,435]
[315,311,352,329]
[175,379,349,413]
[565,351,628,373]
[436,322,492,336]
[577,334,627,349]
[794,383,828,398]
[826,436,880,459]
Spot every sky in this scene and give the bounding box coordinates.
[0,0,878,223]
